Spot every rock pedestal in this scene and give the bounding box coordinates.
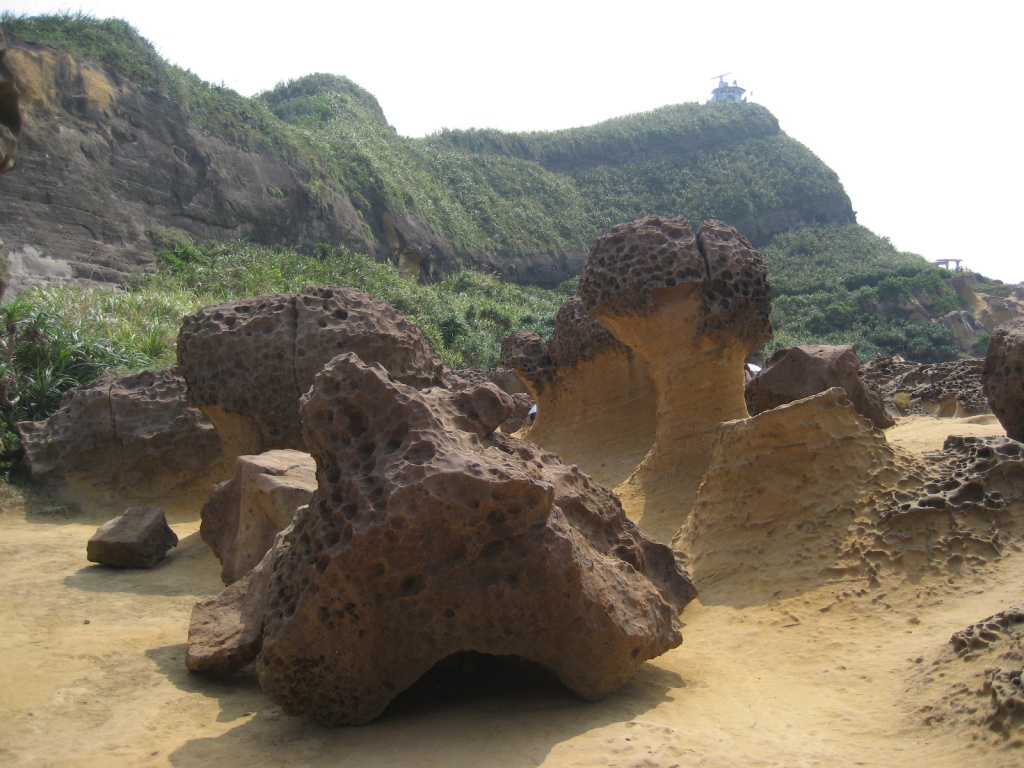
[578,217,773,541]
[500,298,656,489]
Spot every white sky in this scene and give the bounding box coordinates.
[6,0,1022,283]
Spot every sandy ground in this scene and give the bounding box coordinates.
[1,414,1022,768]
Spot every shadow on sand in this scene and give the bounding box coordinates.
[162,648,685,768]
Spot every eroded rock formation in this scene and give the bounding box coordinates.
[864,356,988,418]
[675,388,912,601]
[745,344,894,429]
[201,450,316,585]
[500,298,656,489]
[578,217,772,541]
[190,353,695,726]
[982,318,1024,441]
[17,368,226,513]
[177,286,447,459]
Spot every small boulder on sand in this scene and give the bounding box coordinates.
[86,507,178,569]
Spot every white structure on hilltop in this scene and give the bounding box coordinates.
[707,73,747,104]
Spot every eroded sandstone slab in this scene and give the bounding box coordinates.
[201,450,316,585]
[87,507,178,568]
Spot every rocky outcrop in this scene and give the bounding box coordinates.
[675,388,911,600]
[190,353,695,726]
[86,507,178,568]
[863,356,988,418]
[177,286,447,459]
[500,298,657,489]
[201,450,316,585]
[0,29,21,175]
[17,368,227,514]
[578,217,773,541]
[982,318,1024,441]
[745,344,894,429]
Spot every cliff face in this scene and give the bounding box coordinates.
[1,38,375,293]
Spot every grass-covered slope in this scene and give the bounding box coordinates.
[763,224,963,361]
[3,12,853,264]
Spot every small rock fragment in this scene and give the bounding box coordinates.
[86,507,178,568]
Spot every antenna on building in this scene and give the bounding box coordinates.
[711,72,732,86]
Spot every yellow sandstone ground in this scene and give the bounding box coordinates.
[1,414,1021,768]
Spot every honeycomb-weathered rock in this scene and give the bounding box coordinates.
[500,297,657,490]
[191,352,696,726]
[177,286,446,458]
[201,450,316,585]
[578,217,773,541]
[87,507,178,568]
[865,356,988,418]
[951,603,1024,655]
[746,344,894,428]
[982,318,1024,441]
[17,368,226,513]
[0,30,20,175]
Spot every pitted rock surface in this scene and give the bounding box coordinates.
[177,286,446,456]
[982,318,1024,440]
[202,450,317,585]
[547,297,625,370]
[87,507,178,569]
[578,217,772,346]
[865,356,988,418]
[236,353,695,726]
[0,30,20,175]
[577,217,704,317]
[951,603,1024,655]
[745,344,894,429]
[499,332,556,393]
[17,368,226,510]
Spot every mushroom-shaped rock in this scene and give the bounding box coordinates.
[87,507,179,568]
[982,318,1024,441]
[0,30,21,175]
[17,369,227,514]
[193,352,696,726]
[578,217,772,541]
[201,450,316,585]
[500,297,656,489]
[177,286,446,459]
[746,344,894,428]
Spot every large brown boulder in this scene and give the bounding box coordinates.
[578,217,773,541]
[201,450,316,585]
[982,318,1024,441]
[177,286,447,459]
[745,344,894,429]
[17,368,227,514]
[189,353,695,726]
[500,297,657,489]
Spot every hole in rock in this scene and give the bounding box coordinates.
[381,652,569,719]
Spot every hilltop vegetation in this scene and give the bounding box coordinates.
[0,12,970,468]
